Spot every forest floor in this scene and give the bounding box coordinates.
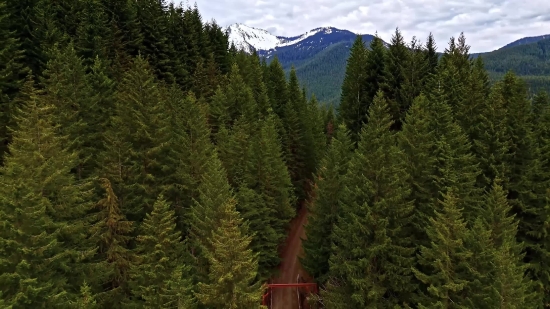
[269,204,312,309]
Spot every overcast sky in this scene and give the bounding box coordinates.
[192,0,550,53]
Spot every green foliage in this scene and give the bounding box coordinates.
[413,190,473,308]
[238,114,296,278]
[0,78,94,307]
[4,2,550,308]
[187,152,233,284]
[129,195,193,308]
[338,36,368,142]
[381,28,410,130]
[328,92,415,307]
[302,124,354,283]
[0,0,29,162]
[98,56,170,222]
[91,178,134,307]
[195,197,265,309]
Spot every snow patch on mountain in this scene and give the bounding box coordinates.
[225,24,341,53]
[225,23,283,53]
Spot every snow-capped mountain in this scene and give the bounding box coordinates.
[224,23,368,55]
[225,24,283,53]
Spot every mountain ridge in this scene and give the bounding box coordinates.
[226,24,550,104]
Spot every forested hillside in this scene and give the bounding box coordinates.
[478,37,550,94]
[3,0,550,308]
[302,29,550,308]
[0,0,329,307]
[274,32,550,105]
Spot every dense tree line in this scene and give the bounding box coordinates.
[302,29,550,308]
[274,34,550,105]
[0,0,329,307]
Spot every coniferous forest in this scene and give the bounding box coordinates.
[1,1,550,309]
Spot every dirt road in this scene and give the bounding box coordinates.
[269,205,310,309]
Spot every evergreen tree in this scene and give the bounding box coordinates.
[423,33,439,78]
[91,178,134,307]
[471,83,512,190]
[75,0,112,68]
[427,89,482,224]
[134,0,178,83]
[129,195,193,308]
[401,36,428,119]
[187,152,233,284]
[413,190,473,308]
[455,56,490,141]
[73,282,98,309]
[338,35,368,142]
[497,73,550,296]
[302,124,354,283]
[98,56,171,222]
[265,57,289,119]
[209,64,257,131]
[363,35,386,113]
[238,114,296,277]
[381,27,410,130]
[195,197,264,309]
[40,43,94,179]
[398,94,438,247]
[328,91,415,307]
[164,89,215,233]
[474,180,539,308]
[101,0,143,76]
[0,78,93,307]
[0,0,29,162]
[84,56,116,174]
[283,67,309,201]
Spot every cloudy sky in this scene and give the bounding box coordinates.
[193,0,550,53]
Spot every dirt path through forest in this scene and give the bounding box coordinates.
[269,205,310,309]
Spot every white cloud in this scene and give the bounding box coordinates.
[193,0,550,52]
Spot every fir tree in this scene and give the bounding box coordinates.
[134,0,178,83]
[187,152,233,284]
[129,195,193,308]
[413,190,473,308]
[477,180,539,308]
[0,77,92,307]
[401,36,428,118]
[239,113,296,277]
[90,178,134,307]
[164,89,215,233]
[338,35,368,143]
[98,56,171,222]
[363,35,386,115]
[75,0,112,68]
[328,91,415,307]
[398,94,438,247]
[0,0,29,162]
[72,282,98,309]
[284,67,315,202]
[40,43,93,179]
[302,124,354,283]
[195,197,265,309]
[381,27,410,130]
[423,33,439,78]
[455,56,490,141]
[265,57,289,119]
[471,83,512,190]
[498,73,549,296]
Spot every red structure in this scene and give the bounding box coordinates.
[262,283,318,308]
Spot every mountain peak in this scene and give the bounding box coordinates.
[225,24,348,53]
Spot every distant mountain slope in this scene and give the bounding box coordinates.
[225,24,382,104]
[227,24,550,104]
[499,34,550,50]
